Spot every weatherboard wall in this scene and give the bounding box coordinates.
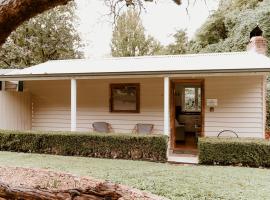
[22,75,266,138]
[0,91,31,130]
[204,75,265,138]
[25,78,164,133]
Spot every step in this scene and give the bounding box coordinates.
[168,154,199,164]
[169,148,198,155]
[172,149,198,155]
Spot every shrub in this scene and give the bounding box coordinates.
[0,130,168,162]
[198,137,270,167]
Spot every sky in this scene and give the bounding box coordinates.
[75,0,219,57]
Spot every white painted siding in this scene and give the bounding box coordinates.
[204,76,264,138]
[0,91,31,130]
[26,78,164,133]
[24,75,265,138]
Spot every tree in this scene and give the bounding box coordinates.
[0,0,181,46]
[0,2,82,68]
[111,9,163,57]
[165,30,189,55]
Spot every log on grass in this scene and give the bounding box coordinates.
[0,181,123,200]
[0,181,167,200]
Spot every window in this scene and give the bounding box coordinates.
[183,86,201,112]
[110,83,140,113]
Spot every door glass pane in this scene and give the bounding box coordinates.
[184,87,201,112]
[184,88,196,111]
[197,88,201,111]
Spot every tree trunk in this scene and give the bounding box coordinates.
[0,0,71,45]
[0,181,167,200]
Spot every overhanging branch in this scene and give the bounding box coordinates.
[0,0,71,45]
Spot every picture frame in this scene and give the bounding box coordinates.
[110,83,140,113]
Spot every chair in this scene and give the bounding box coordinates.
[175,119,185,142]
[92,122,112,133]
[133,123,154,134]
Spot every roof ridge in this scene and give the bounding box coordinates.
[44,51,251,64]
[99,51,250,61]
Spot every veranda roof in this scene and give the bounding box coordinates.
[0,69,15,75]
[2,51,270,78]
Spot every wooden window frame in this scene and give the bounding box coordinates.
[110,83,140,113]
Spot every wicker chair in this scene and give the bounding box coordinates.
[92,122,113,133]
[133,123,154,134]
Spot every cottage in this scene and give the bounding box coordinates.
[0,28,269,155]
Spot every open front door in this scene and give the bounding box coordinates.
[170,79,205,152]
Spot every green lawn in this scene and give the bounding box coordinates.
[0,151,269,200]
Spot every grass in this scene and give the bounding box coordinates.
[0,151,270,200]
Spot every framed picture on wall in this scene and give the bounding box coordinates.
[110,83,140,113]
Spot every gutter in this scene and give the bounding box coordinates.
[0,68,269,80]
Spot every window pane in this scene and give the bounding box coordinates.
[197,88,201,111]
[184,87,201,112]
[184,88,196,111]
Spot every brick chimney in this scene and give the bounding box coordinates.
[247,26,268,55]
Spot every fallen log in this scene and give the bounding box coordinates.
[0,180,167,200]
[0,181,126,200]
[0,167,168,200]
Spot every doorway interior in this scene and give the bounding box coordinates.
[171,80,204,152]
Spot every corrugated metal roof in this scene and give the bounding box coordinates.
[0,69,17,75]
[4,52,270,77]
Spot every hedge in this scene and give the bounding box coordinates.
[198,137,270,167]
[0,130,168,162]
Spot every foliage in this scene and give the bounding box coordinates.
[0,130,168,162]
[164,30,188,55]
[195,12,228,49]
[189,0,270,54]
[219,0,261,10]
[111,9,163,57]
[1,152,270,200]
[165,0,269,55]
[198,137,270,167]
[0,2,83,69]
